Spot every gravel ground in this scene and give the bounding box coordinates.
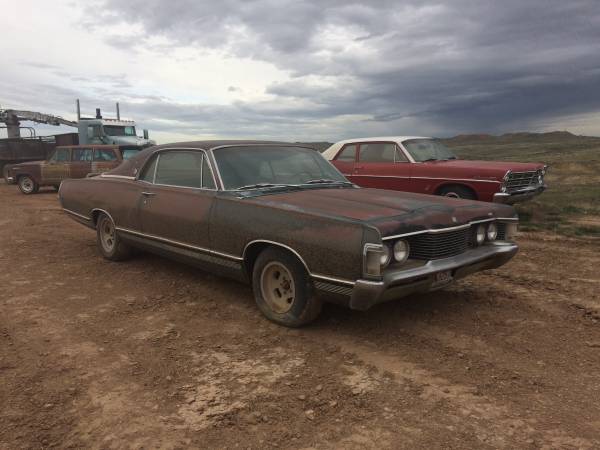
[1,183,599,449]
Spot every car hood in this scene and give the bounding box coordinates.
[244,187,517,238]
[104,135,155,147]
[428,159,545,176]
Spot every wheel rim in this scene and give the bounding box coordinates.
[99,217,116,253]
[444,192,460,198]
[260,261,296,314]
[20,177,33,193]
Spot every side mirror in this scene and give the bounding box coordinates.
[143,129,149,140]
[92,126,102,138]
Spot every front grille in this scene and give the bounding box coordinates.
[505,170,542,192]
[496,222,507,240]
[407,227,470,260]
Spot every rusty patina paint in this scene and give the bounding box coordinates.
[59,140,519,285]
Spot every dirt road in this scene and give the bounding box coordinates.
[1,183,599,449]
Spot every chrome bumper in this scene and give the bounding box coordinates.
[348,241,518,310]
[493,185,546,204]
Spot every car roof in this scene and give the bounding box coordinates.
[321,136,431,159]
[106,140,313,178]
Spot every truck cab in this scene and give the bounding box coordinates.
[78,118,155,148]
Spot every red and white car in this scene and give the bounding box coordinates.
[323,136,547,203]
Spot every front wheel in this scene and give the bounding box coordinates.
[18,176,39,195]
[437,185,476,200]
[252,248,322,327]
[96,213,132,261]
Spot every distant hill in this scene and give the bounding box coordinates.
[443,131,582,145]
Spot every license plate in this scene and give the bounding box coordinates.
[431,270,453,289]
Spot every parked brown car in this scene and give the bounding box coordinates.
[59,141,519,327]
[5,145,140,194]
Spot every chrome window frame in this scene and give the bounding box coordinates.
[135,147,218,192]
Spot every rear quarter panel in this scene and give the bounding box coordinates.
[59,177,143,230]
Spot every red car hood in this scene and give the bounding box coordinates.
[246,187,517,238]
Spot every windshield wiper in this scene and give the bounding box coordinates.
[236,183,296,191]
[421,158,439,162]
[304,179,353,185]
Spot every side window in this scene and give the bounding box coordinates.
[359,143,397,163]
[201,156,216,189]
[87,125,101,140]
[72,148,93,162]
[94,149,117,162]
[336,144,357,162]
[50,148,70,162]
[140,154,158,183]
[155,151,204,188]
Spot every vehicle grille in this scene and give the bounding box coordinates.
[496,222,507,240]
[407,228,470,260]
[505,170,542,192]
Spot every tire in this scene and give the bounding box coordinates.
[17,175,39,195]
[252,247,322,327]
[96,212,132,261]
[437,185,476,200]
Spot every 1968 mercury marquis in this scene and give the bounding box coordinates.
[59,141,519,327]
[323,137,547,204]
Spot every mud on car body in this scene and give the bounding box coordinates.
[59,140,519,327]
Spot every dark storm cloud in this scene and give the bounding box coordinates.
[91,0,600,136]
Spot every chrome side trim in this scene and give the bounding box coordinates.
[312,273,356,286]
[410,176,501,184]
[242,239,356,286]
[63,208,91,221]
[115,226,243,261]
[381,217,515,241]
[100,174,136,180]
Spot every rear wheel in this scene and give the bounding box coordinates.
[96,213,132,261]
[437,185,476,200]
[252,248,322,327]
[18,176,39,195]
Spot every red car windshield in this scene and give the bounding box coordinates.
[403,139,457,162]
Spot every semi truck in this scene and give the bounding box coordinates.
[1,101,155,181]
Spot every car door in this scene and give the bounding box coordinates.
[41,147,71,184]
[137,149,217,250]
[70,147,93,178]
[354,142,413,191]
[329,143,358,182]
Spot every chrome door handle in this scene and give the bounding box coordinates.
[141,192,156,196]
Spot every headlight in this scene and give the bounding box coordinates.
[380,245,392,268]
[475,224,486,245]
[393,240,410,263]
[486,222,498,241]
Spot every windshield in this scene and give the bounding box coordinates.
[403,139,457,162]
[213,146,348,190]
[104,125,136,137]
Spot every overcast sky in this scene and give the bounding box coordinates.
[1,0,600,143]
